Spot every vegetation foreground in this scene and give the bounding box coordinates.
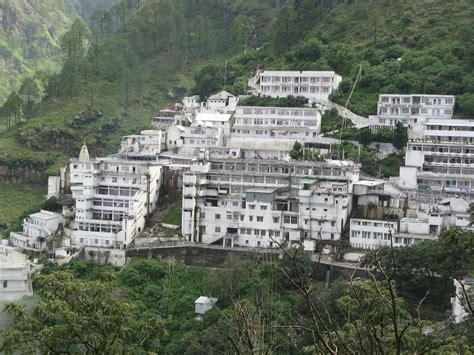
[1,228,473,354]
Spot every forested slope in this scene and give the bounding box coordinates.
[0,0,116,102]
[2,0,474,184]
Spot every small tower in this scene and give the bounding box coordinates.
[78,142,90,161]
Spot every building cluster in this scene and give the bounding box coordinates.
[6,69,472,261]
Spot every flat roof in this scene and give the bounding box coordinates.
[379,94,455,98]
[354,180,385,187]
[260,70,337,76]
[196,112,232,122]
[29,210,62,220]
[425,118,474,126]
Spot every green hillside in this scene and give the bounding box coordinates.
[1,0,474,186]
[0,0,116,103]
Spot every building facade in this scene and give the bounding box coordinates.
[369,94,455,132]
[230,106,321,148]
[10,210,64,251]
[69,144,163,248]
[399,118,474,195]
[120,130,166,160]
[182,159,359,250]
[0,246,33,302]
[248,70,342,102]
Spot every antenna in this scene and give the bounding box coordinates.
[224,60,227,91]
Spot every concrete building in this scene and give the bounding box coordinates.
[182,159,359,250]
[10,210,64,251]
[349,197,470,250]
[69,144,163,248]
[399,118,474,196]
[369,94,455,132]
[350,219,398,250]
[0,246,33,302]
[230,106,321,149]
[248,70,342,102]
[194,112,233,143]
[201,90,238,113]
[151,103,183,129]
[120,130,166,160]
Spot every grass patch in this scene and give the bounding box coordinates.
[162,204,182,225]
[0,183,46,224]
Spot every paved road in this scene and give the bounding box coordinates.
[322,101,369,128]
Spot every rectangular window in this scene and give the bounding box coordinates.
[215,227,221,233]
[273,217,280,223]
[249,205,255,209]
[215,214,221,219]
[249,216,254,221]
[257,216,263,222]
[260,205,267,210]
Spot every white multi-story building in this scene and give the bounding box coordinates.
[0,246,33,302]
[10,210,64,251]
[369,94,455,132]
[182,159,359,250]
[230,106,321,149]
[248,70,342,102]
[399,118,474,196]
[151,103,183,129]
[200,90,238,113]
[120,130,166,160]
[350,197,470,249]
[350,219,398,249]
[195,112,233,139]
[69,144,163,248]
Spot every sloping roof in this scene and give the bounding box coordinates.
[208,90,235,100]
[439,198,469,213]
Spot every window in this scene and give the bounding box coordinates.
[254,230,260,236]
[227,214,232,220]
[257,216,263,222]
[261,230,266,236]
[95,239,99,244]
[2,280,7,288]
[249,205,255,209]
[246,229,252,235]
[233,201,239,206]
[215,227,221,233]
[291,216,298,224]
[112,177,117,183]
[284,216,291,224]
[273,217,280,223]
[201,213,206,219]
[260,205,267,210]
[249,216,254,221]
[215,214,221,219]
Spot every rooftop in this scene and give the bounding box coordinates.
[29,210,62,220]
[196,112,232,122]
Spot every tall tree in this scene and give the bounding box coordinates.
[233,15,255,53]
[0,271,163,354]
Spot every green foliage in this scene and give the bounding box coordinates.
[393,121,408,150]
[363,227,474,304]
[289,140,303,160]
[239,95,308,107]
[0,271,163,354]
[162,204,182,225]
